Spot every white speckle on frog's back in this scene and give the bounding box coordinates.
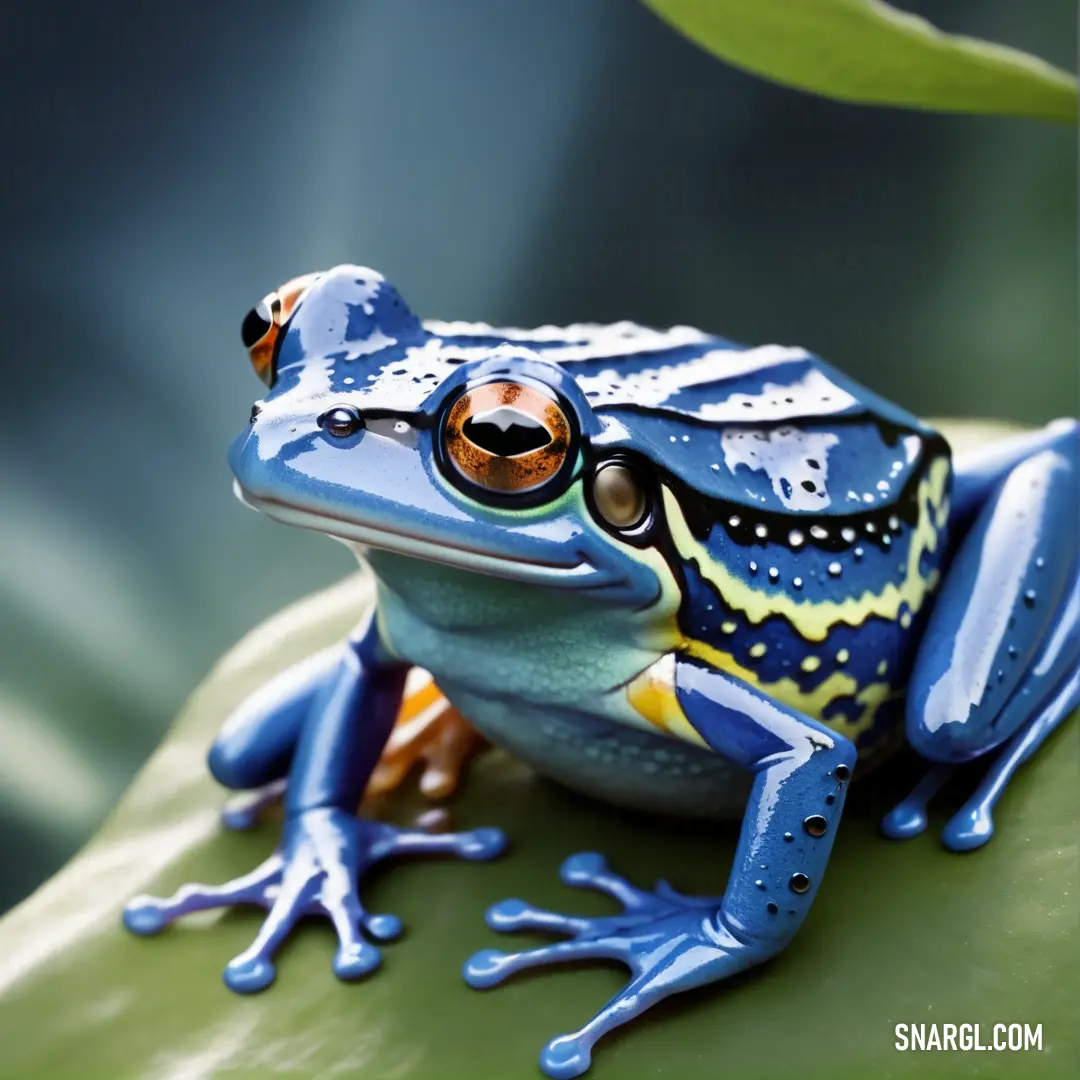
[722,427,840,511]
[295,273,384,359]
[343,327,398,360]
[422,319,712,354]
[696,368,857,424]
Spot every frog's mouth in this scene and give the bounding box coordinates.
[235,482,611,589]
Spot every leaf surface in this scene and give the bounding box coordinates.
[643,0,1078,122]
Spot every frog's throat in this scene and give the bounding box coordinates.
[661,458,951,644]
[234,482,606,590]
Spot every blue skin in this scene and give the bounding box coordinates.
[124,266,1079,1078]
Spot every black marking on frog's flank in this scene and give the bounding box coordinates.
[803,815,828,837]
[789,873,811,894]
[662,422,947,555]
[767,902,779,914]
[834,763,851,783]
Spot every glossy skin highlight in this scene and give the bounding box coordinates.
[124,265,1079,1078]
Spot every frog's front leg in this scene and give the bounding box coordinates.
[465,659,856,1079]
[124,613,506,992]
[883,420,1079,850]
[211,658,488,831]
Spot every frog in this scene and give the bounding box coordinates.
[123,265,1079,1080]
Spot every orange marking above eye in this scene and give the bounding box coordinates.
[245,271,323,386]
[443,381,571,494]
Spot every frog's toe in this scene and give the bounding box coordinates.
[465,939,625,989]
[560,851,655,910]
[941,804,994,852]
[122,897,171,935]
[463,947,512,988]
[332,939,383,981]
[540,1034,591,1080]
[486,898,591,935]
[881,763,954,841]
[378,824,507,861]
[459,826,508,859]
[368,698,488,803]
[362,912,404,941]
[559,852,608,884]
[880,803,929,840]
[224,954,277,994]
[123,856,283,936]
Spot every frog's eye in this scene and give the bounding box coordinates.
[590,461,648,531]
[442,381,571,496]
[319,405,364,439]
[242,271,322,387]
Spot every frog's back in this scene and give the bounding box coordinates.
[423,316,946,512]
[425,318,953,762]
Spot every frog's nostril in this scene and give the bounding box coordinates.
[248,402,262,425]
[319,405,365,439]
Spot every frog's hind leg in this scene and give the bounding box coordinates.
[884,420,1079,850]
[943,651,1079,850]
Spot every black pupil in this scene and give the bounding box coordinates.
[464,408,550,457]
[241,301,273,349]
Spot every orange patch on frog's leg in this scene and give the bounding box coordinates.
[368,669,489,800]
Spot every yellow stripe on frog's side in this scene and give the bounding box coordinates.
[682,638,895,743]
[627,655,711,748]
[661,456,951,644]
[627,636,894,748]
[623,465,936,748]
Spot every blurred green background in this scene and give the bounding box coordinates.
[0,0,1075,916]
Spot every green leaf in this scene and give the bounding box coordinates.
[0,421,1076,1079]
[642,0,1078,123]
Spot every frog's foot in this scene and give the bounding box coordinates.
[221,778,287,831]
[881,764,954,841]
[885,663,1080,851]
[125,807,506,992]
[368,695,488,801]
[465,852,754,1080]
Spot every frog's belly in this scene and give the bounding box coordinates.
[441,684,753,820]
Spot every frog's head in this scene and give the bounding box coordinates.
[229,265,672,607]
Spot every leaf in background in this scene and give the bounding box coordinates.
[642,0,1078,122]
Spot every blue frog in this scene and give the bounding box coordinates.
[124,265,1079,1079]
